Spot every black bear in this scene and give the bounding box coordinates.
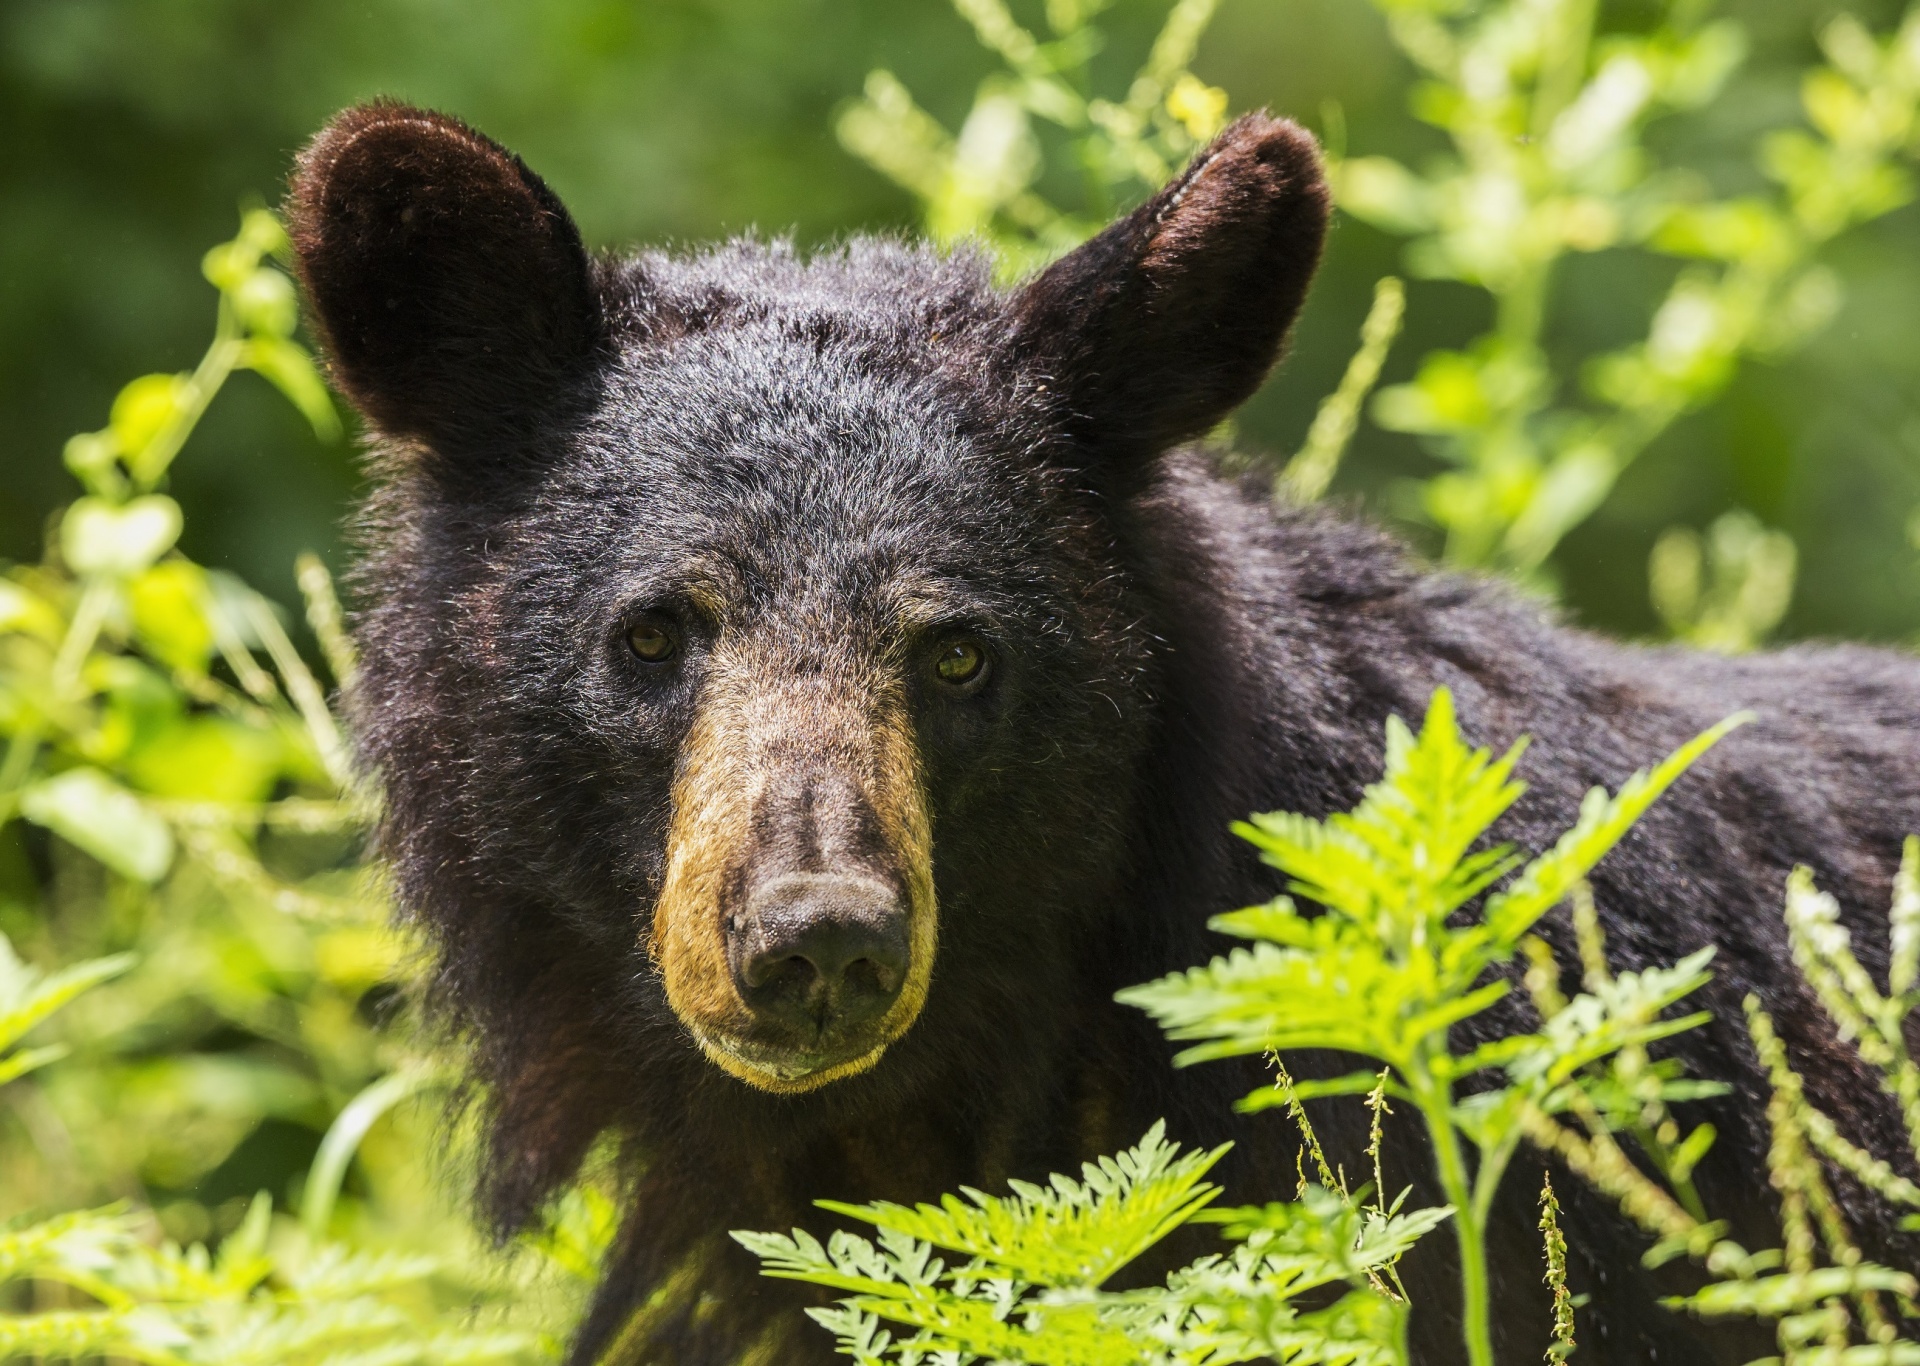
[287,102,1920,1365]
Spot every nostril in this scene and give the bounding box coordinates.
[744,952,818,992]
[841,954,900,1000]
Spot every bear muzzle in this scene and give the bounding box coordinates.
[649,661,938,1093]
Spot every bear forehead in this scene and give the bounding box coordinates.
[510,315,1078,604]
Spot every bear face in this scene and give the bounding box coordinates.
[287,103,1327,1101]
[408,304,1154,1094]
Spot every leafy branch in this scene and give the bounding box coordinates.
[1346,0,1920,583]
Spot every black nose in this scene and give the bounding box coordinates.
[728,874,909,1036]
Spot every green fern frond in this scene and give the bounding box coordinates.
[1673,1264,1920,1321]
[1510,948,1718,1095]
[282,1245,442,1300]
[1121,690,1746,1366]
[0,1206,141,1290]
[1119,935,1447,1071]
[814,1122,1228,1290]
[1482,712,1751,949]
[0,1309,151,1363]
[1124,693,1742,1097]
[741,1134,1429,1366]
[1199,1187,1452,1275]
[1233,691,1528,947]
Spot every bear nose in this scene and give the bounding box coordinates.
[728,874,909,1036]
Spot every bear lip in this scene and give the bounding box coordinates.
[688,1022,893,1093]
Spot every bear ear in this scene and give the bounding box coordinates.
[1008,113,1329,468]
[286,102,602,468]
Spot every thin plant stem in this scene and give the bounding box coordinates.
[1416,1076,1493,1366]
[127,296,245,491]
[1278,277,1406,504]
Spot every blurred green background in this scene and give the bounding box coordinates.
[1,0,1916,630]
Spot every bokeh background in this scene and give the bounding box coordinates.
[4,0,1917,644]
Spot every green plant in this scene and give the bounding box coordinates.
[1276,277,1408,507]
[0,926,539,1364]
[1119,689,1742,1366]
[837,0,1232,278]
[1537,1174,1576,1363]
[1344,0,1920,583]
[1663,849,1920,1359]
[738,1123,1444,1365]
[1512,857,1920,1362]
[0,209,408,1231]
[0,212,611,1362]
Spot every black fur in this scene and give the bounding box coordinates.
[287,104,1920,1365]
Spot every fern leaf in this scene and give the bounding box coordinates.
[0,1309,152,1362]
[1508,948,1717,1092]
[1483,713,1748,948]
[0,1205,141,1290]
[1671,1263,1919,1319]
[814,1124,1228,1289]
[284,1245,441,1301]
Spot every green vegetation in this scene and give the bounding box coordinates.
[1344,0,1920,584]
[739,1128,1439,1365]
[0,215,610,1361]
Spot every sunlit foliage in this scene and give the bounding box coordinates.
[0,214,609,1362]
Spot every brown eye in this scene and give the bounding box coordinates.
[934,638,989,688]
[627,617,678,664]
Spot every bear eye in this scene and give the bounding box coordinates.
[627,616,679,664]
[933,638,990,690]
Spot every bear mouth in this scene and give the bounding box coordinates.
[689,1023,892,1092]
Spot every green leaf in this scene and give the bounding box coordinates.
[129,560,215,674]
[0,1205,141,1287]
[1671,1263,1919,1318]
[0,1043,70,1086]
[1233,689,1527,946]
[60,495,184,579]
[0,580,63,643]
[230,268,298,337]
[18,766,175,882]
[242,336,340,441]
[812,1122,1229,1289]
[1120,936,1423,1069]
[124,715,284,803]
[1510,949,1717,1091]
[0,933,133,1060]
[108,374,193,471]
[1483,712,1750,948]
